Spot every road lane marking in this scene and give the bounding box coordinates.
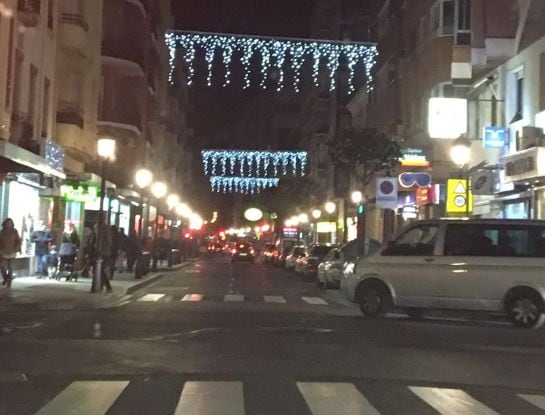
[409,386,499,415]
[175,381,245,415]
[518,394,545,410]
[297,382,380,415]
[137,294,165,302]
[35,381,128,415]
[302,296,328,305]
[264,295,287,303]
[224,294,244,302]
[181,294,204,302]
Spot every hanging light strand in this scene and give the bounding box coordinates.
[166,31,378,92]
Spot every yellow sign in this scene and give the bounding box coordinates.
[447,179,473,215]
[316,222,337,233]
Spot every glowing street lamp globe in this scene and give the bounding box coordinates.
[135,169,153,189]
[298,213,309,224]
[312,209,322,220]
[325,201,336,214]
[151,181,167,199]
[97,138,116,161]
[176,203,192,218]
[451,136,472,166]
[351,191,363,205]
[167,194,180,210]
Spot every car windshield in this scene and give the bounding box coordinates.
[310,246,333,256]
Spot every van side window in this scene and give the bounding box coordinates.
[383,225,438,256]
[445,224,545,257]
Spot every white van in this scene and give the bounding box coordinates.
[342,219,545,328]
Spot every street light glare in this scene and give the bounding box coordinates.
[176,203,192,218]
[298,213,309,223]
[351,191,363,204]
[312,209,322,219]
[325,201,336,214]
[97,138,116,161]
[151,181,167,199]
[451,143,471,166]
[167,194,180,209]
[135,169,153,189]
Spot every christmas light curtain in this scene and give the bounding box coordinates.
[210,177,280,194]
[201,150,307,178]
[165,31,378,93]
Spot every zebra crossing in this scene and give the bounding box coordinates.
[7,378,545,415]
[133,292,337,307]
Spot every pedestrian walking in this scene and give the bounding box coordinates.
[80,223,95,278]
[110,226,119,279]
[0,218,21,287]
[62,223,80,247]
[31,220,53,278]
[126,230,140,273]
[94,222,112,292]
[117,227,129,272]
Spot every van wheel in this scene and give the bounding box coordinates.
[357,281,392,317]
[505,288,545,329]
[406,308,424,319]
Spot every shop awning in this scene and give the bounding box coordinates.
[0,141,66,179]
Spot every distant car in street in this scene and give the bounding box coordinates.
[230,242,255,263]
[285,246,307,271]
[318,238,381,288]
[295,244,337,280]
[262,243,276,263]
[208,242,224,254]
[343,219,545,329]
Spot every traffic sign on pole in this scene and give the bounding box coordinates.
[446,179,473,216]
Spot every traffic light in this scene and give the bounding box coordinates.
[357,204,364,215]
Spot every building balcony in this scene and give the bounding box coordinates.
[59,13,89,55]
[17,0,40,27]
[56,102,84,129]
[102,39,146,77]
[98,106,142,146]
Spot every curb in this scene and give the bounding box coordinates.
[125,261,192,295]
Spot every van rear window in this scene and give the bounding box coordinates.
[445,224,545,257]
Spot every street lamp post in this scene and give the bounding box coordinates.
[451,135,472,217]
[135,169,153,238]
[324,201,336,244]
[150,181,167,238]
[92,137,116,293]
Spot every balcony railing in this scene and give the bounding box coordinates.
[56,102,84,129]
[61,13,89,31]
[18,0,40,27]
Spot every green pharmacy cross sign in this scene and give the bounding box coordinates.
[61,184,99,203]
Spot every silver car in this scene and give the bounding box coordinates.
[318,238,381,288]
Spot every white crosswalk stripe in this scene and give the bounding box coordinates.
[224,294,245,302]
[175,381,245,415]
[181,294,204,302]
[302,296,328,305]
[263,295,287,303]
[409,386,500,415]
[138,294,165,302]
[518,393,545,410]
[297,382,380,415]
[34,381,129,415]
[25,380,545,414]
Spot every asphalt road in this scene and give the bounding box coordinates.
[2,255,545,414]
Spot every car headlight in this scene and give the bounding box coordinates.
[344,262,357,276]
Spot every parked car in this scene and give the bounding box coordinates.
[262,243,276,263]
[295,244,337,280]
[285,246,307,271]
[230,242,255,263]
[318,238,381,288]
[342,219,545,329]
[274,239,298,267]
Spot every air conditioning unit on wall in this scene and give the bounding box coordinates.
[517,126,544,150]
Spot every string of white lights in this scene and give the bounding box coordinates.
[165,31,378,92]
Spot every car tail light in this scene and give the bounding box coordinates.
[232,249,237,254]
[250,249,255,254]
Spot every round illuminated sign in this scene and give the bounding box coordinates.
[244,208,263,222]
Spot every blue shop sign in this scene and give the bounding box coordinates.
[483,126,509,148]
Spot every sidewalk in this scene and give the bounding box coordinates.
[0,262,189,312]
